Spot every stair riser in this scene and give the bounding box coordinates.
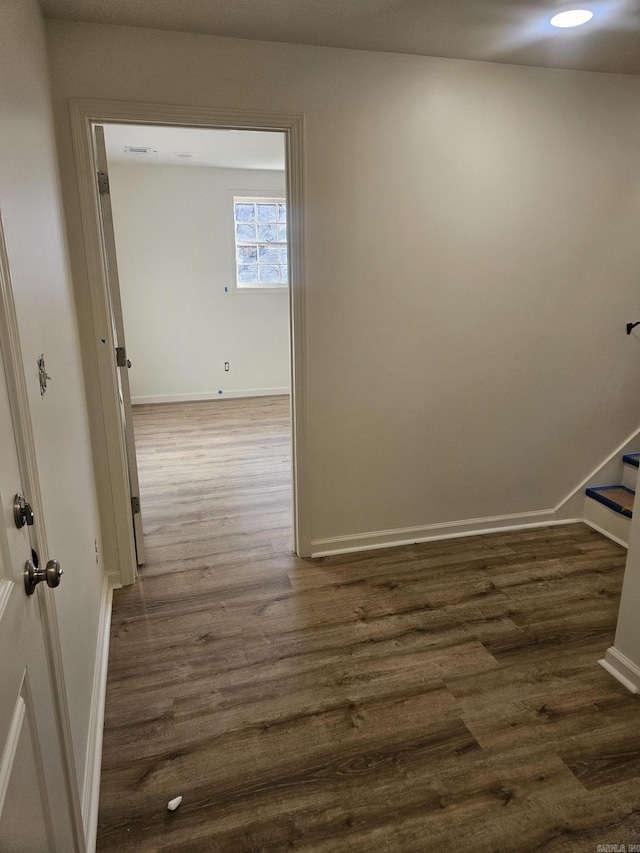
[622,462,639,491]
[583,495,630,548]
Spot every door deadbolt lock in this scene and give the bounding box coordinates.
[24,558,63,596]
[14,493,34,529]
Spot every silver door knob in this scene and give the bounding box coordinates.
[24,558,63,596]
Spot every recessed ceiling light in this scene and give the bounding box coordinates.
[175,152,194,159]
[549,9,594,27]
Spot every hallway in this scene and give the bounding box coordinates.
[97,397,640,852]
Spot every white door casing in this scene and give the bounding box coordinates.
[0,217,83,852]
[68,99,310,587]
[93,125,145,566]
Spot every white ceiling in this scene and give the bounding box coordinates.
[103,125,286,170]
[40,0,640,75]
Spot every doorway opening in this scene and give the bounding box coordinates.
[69,101,308,587]
[101,123,293,569]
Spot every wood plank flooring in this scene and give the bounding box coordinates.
[97,396,640,852]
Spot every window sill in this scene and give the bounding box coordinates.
[233,286,288,294]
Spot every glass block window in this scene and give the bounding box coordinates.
[234,197,288,288]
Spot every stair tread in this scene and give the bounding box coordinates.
[623,452,640,468]
[585,485,634,518]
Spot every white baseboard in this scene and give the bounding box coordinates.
[308,427,640,557]
[600,647,640,694]
[82,575,114,852]
[131,388,289,405]
[310,512,581,558]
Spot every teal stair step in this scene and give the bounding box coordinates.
[623,452,640,468]
[585,485,634,518]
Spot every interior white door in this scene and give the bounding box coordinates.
[93,125,145,566]
[0,330,77,851]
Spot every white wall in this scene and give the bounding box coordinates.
[602,494,640,694]
[108,162,290,403]
[1,0,104,812]
[46,22,640,553]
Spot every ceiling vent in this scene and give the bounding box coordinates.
[124,146,157,155]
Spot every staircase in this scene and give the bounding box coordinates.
[584,452,640,546]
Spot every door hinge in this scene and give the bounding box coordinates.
[115,346,127,367]
[131,496,141,515]
[97,170,110,196]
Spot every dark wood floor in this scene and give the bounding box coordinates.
[97,396,640,852]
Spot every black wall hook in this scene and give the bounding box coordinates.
[626,322,640,335]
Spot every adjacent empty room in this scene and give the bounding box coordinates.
[103,123,294,560]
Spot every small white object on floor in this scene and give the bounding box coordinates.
[167,796,182,812]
